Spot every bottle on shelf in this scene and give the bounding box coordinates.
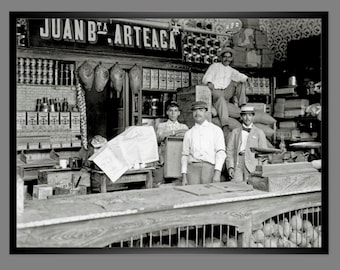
[62,98,69,112]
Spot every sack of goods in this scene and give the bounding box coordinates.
[253,110,277,125]
[254,123,275,139]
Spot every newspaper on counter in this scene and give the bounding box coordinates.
[88,126,159,182]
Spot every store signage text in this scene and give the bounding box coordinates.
[39,18,178,51]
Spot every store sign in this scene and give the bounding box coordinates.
[28,19,181,58]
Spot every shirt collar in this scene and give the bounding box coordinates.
[242,123,254,129]
[195,120,209,128]
[167,119,179,125]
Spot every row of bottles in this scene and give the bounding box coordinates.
[35,97,70,112]
[140,93,176,117]
[17,57,76,86]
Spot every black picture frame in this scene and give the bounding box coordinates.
[10,11,328,254]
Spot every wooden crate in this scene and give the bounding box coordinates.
[164,136,183,178]
[37,168,91,189]
[90,168,154,193]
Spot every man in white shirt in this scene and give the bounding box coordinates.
[226,106,267,182]
[181,101,226,185]
[202,47,250,127]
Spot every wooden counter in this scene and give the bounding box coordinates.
[16,181,321,248]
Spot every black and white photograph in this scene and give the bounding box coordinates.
[10,12,328,253]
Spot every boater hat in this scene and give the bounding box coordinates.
[217,46,235,57]
[191,101,208,111]
[240,106,255,115]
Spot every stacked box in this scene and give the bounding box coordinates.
[284,109,305,118]
[142,68,151,89]
[158,69,167,90]
[285,99,309,109]
[252,77,259,94]
[276,129,291,140]
[246,102,266,112]
[177,85,212,128]
[191,72,199,86]
[264,78,270,94]
[17,112,26,130]
[233,46,247,67]
[181,72,189,87]
[174,71,182,89]
[166,70,174,90]
[27,112,38,126]
[60,112,70,127]
[49,112,60,126]
[276,87,296,95]
[254,30,268,49]
[261,48,275,68]
[38,112,49,125]
[70,112,81,133]
[197,73,204,85]
[150,69,159,89]
[33,184,53,200]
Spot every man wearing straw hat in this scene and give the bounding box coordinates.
[181,101,226,185]
[226,106,267,182]
[202,46,251,128]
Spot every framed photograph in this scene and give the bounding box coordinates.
[10,12,328,254]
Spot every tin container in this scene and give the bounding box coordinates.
[289,76,297,86]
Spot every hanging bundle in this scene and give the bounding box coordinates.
[129,64,142,94]
[94,63,109,92]
[110,62,124,98]
[76,82,88,150]
[77,61,94,91]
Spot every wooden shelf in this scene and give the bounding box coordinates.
[141,88,177,93]
[17,146,81,152]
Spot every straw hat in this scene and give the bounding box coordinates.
[217,47,235,57]
[240,106,255,115]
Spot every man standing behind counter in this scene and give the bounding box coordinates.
[226,106,267,182]
[154,101,188,185]
[202,46,250,127]
[181,101,226,185]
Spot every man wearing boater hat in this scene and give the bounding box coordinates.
[181,101,226,185]
[226,106,267,182]
[202,46,250,128]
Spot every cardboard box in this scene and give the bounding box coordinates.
[191,72,199,86]
[70,112,81,131]
[181,72,189,87]
[142,68,151,89]
[166,70,174,90]
[174,71,182,89]
[158,69,167,90]
[27,112,38,126]
[33,184,53,200]
[150,69,159,89]
[59,112,70,127]
[177,85,212,128]
[38,112,49,125]
[49,112,60,126]
[17,112,26,130]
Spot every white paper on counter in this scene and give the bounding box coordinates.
[89,126,159,183]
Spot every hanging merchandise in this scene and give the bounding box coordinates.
[77,61,95,91]
[110,62,124,98]
[94,63,109,92]
[129,64,142,94]
[76,82,88,150]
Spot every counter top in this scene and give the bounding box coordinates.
[17,183,321,230]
